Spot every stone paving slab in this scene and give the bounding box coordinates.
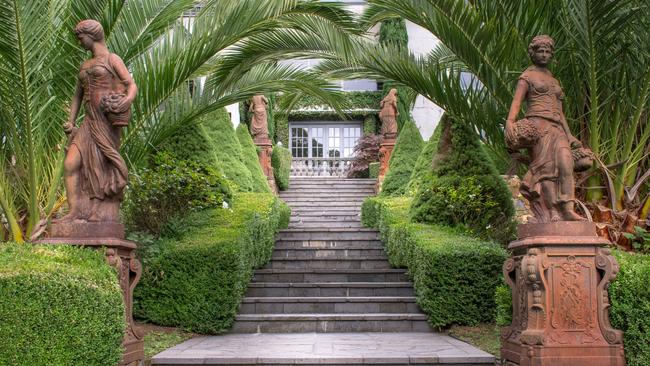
[152,333,494,365]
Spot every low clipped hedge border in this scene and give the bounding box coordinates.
[362,196,508,328]
[134,193,290,334]
[495,250,650,366]
[0,244,124,366]
[272,145,292,191]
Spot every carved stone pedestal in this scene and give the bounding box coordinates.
[501,222,625,366]
[255,136,278,193]
[377,136,396,191]
[37,222,144,366]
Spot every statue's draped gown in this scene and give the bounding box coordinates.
[518,68,574,218]
[250,97,269,137]
[71,54,128,200]
[379,97,398,135]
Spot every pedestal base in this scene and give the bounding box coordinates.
[377,137,396,191]
[501,222,625,366]
[36,233,144,365]
[255,139,278,193]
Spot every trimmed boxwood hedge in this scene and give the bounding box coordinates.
[272,145,292,191]
[495,250,650,366]
[0,244,124,366]
[236,124,271,193]
[134,193,290,334]
[381,120,424,196]
[362,196,508,328]
[405,115,445,194]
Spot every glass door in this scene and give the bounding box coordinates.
[290,123,362,158]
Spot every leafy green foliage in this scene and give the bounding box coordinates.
[363,114,378,135]
[406,116,444,194]
[158,119,220,168]
[348,134,381,178]
[610,250,650,366]
[134,193,290,334]
[202,109,254,191]
[381,120,424,195]
[369,162,380,179]
[378,18,408,48]
[236,124,271,193]
[0,244,124,365]
[363,196,508,328]
[623,226,650,254]
[123,152,233,235]
[272,145,292,191]
[275,114,290,147]
[494,284,513,327]
[410,117,515,243]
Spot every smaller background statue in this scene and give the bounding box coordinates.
[379,88,399,139]
[249,95,270,142]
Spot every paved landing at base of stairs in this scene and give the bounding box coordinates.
[151,332,495,365]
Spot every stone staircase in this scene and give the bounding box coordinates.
[231,178,431,333]
[152,178,495,365]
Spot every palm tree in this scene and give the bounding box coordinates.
[0,0,359,242]
[321,0,650,227]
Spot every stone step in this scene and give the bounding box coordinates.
[291,211,361,217]
[265,258,391,270]
[151,333,496,365]
[289,178,376,184]
[273,248,386,260]
[290,215,361,222]
[282,195,367,206]
[231,313,432,333]
[245,282,415,297]
[278,229,379,241]
[281,192,374,199]
[239,297,422,314]
[286,202,363,209]
[288,221,364,229]
[275,240,384,250]
[252,269,409,283]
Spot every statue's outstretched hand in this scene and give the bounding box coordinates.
[63,122,74,134]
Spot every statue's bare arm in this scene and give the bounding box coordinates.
[110,54,137,112]
[64,80,84,133]
[505,79,529,143]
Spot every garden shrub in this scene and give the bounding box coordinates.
[610,250,650,366]
[272,145,292,191]
[236,124,271,193]
[123,152,233,235]
[410,116,514,242]
[159,118,219,168]
[494,250,650,366]
[202,109,255,191]
[405,115,445,194]
[363,196,508,328]
[369,162,380,179]
[134,193,290,334]
[0,244,124,366]
[381,120,424,195]
[347,134,381,178]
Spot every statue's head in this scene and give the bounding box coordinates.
[390,88,398,97]
[74,20,105,50]
[528,35,555,67]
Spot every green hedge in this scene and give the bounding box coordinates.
[134,193,290,334]
[369,162,380,179]
[272,145,292,191]
[202,109,254,191]
[410,116,514,243]
[363,196,508,328]
[236,124,271,193]
[381,120,424,196]
[0,244,124,366]
[405,115,444,194]
[495,250,650,366]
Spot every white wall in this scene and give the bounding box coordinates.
[405,21,445,140]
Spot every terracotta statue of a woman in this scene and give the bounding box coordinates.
[505,35,585,223]
[379,88,399,138]
[58,19,137,223]
[249,94,269,142]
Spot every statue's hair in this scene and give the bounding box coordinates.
[528,35,555,59]
[74,19,105,42]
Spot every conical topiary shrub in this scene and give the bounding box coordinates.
[202,109,254,191]
[236,124,271,193]
[159,119,219,168]
[405,115,445,195]
[381,120,424,196]
[410,116,515,243]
